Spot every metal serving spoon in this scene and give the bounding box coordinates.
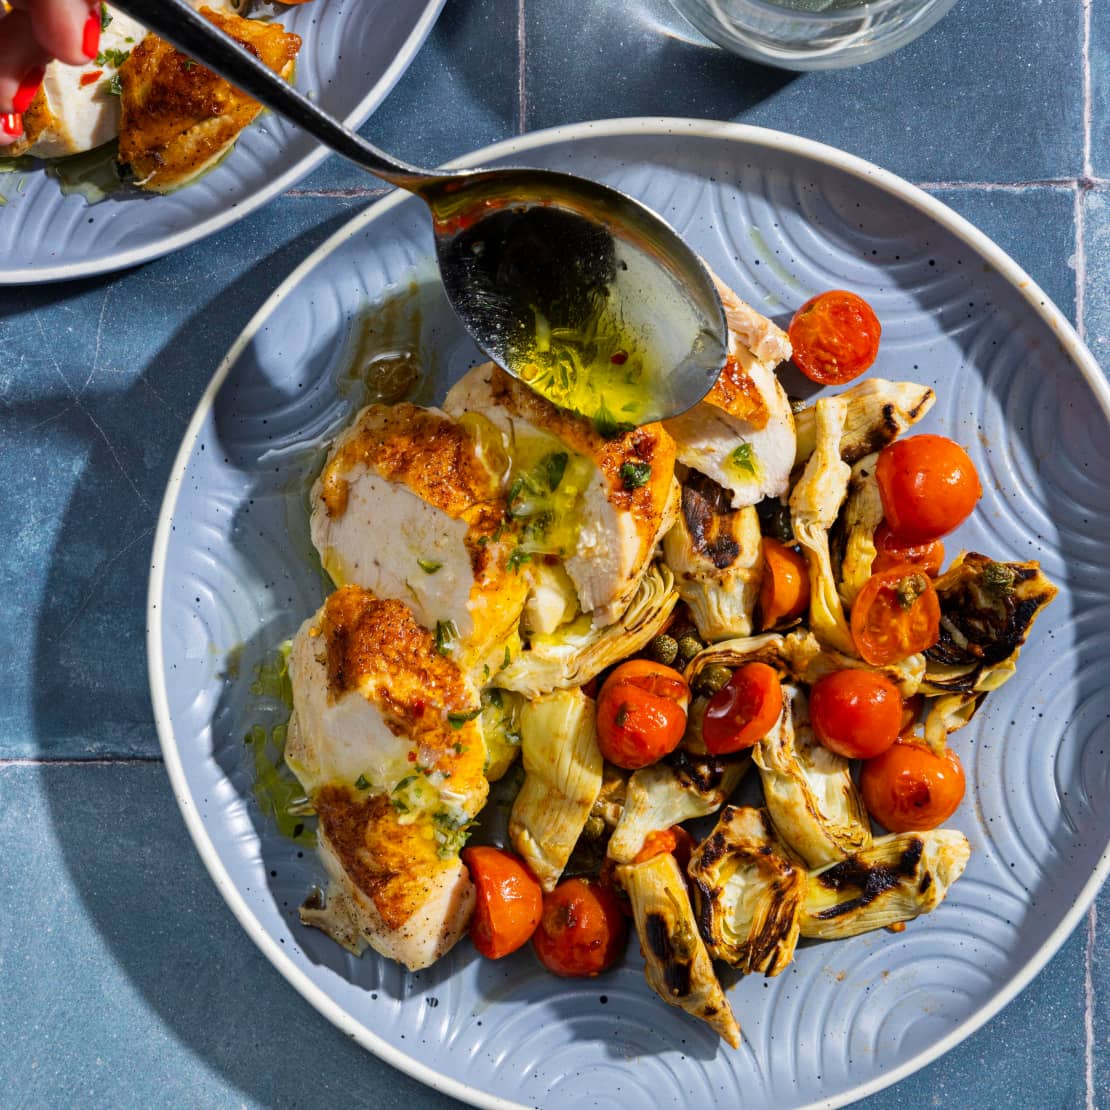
[112,0,728,425]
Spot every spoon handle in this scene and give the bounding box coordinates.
[109,0,439,192]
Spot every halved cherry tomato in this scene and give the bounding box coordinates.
[633,825,697,871]
[596,659,690,770]
[850,564,941,666]
[787,290,881,385]
[462,846,543,960]
[872,521,945,577]
[875,434,982,544]
[533,878,628,977]
[759,537,811,629]
[809,669,902,760]
[860,740,966,832]
[702,662,784,754]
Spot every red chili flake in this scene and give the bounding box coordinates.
[407,750,417,763]
[610,350,628,365]
[411,699,426,718]
[80,70,104,87]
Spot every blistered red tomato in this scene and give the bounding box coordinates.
[850,565,941,666]
[596,660,690,770]
[875,435,982,544]
[702,662,784,754]
[872,521,945,577]
[759,538,811,629]
[462,846,543,959]
[860,740,966,832]
[787,290,881,385]
[533,878,628,977]
[809,669,903,760]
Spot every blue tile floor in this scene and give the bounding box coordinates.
[1,0,1107,1106]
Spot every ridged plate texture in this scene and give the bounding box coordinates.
[0,0,445,283]
[149,121,1110,1110]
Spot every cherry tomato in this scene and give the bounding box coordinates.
[809,669,902,760]
[872,521,945,577]
[533,878,628,977]
[850,564,941,666]
[875,434,982,544]
[787,290,881,385]
[462,846,543,960]
[596,659,690,770]
[759,537,811,629]
[860,740,966,832]
[633,825,697,871]
[702,662,784,754]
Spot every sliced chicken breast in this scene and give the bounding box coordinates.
[310,402,527,675]
[7,7,146,158]
[445,362,677,627]
[117,7,301,192]
[664,274,795,507]
[287,585,487,971]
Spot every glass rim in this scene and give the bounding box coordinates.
[709,0,944,21]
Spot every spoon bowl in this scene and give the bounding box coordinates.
[112,0,728,424]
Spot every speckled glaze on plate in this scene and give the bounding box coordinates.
[0,0,444,284]
[148,120,1110,1110]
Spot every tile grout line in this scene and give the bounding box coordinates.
[1083,0,1093,180]
[1076,0,1092,344]
[517,0,528,134]
[915,178,1104,191]
[285,188,391,198]
[1086,901,1098,1110]
[0,757,164,767]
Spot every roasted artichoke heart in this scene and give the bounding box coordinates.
[509,688,604,891]
[662,471,763,643]
[799,829,971,940]
[618,852,741,1048]
[754,684,871,868]
[833,453,884,609]
[789,397,855,655]
[607,749,750,863]
[688,805,802,975]
[794,378,935,468]
[498,562,678,697]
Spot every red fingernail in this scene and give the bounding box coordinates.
[83,11,101,59]
[13,67,45,115]
[1,113,24,137]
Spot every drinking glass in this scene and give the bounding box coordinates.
[670,0,961,70]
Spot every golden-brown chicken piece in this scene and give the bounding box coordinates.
[117,8,301,192]
[287,585,488,971]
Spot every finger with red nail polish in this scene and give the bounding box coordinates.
[12,65,45,114]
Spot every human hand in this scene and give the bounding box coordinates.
[1,0,104,145]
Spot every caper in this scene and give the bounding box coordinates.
[647,634,679,667]
[694,664,733,697]
[676,634,704,664]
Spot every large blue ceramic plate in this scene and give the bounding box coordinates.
[0,0,444,283]
[148,120,1110,1109]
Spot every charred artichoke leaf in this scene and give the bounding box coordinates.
[835,453,883,609]
[685,628,924,700]
[662,472,763,642]
[618,852,742,1048]
[607,751,750,863]
[509,688,604,891]
[688,805,803,975]
[754,684,871,868]
[922,690,987,750]
[794,378,936,468]
[799,828,971,940]
[498,562,678,697]
[789,397,856,655]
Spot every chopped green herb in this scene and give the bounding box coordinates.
[593,397,634,439]
[500,645,512,671]
[619,460,652,490]
[417,558,443,574]
[184,59,197,71]
[483,664,491,679]
[103,73,123,97]
[355,774,370,791]
[729,441,758,478]
[454,742,468,755]
[543,451,569,491]
[447,708,482,730]
[100,3,112,31]
[482,688,504,710]
[434,619,458,656]
[95,47,131,68]
[507,547,532,573]
[393,774,419,793]
[391,796,410,815]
